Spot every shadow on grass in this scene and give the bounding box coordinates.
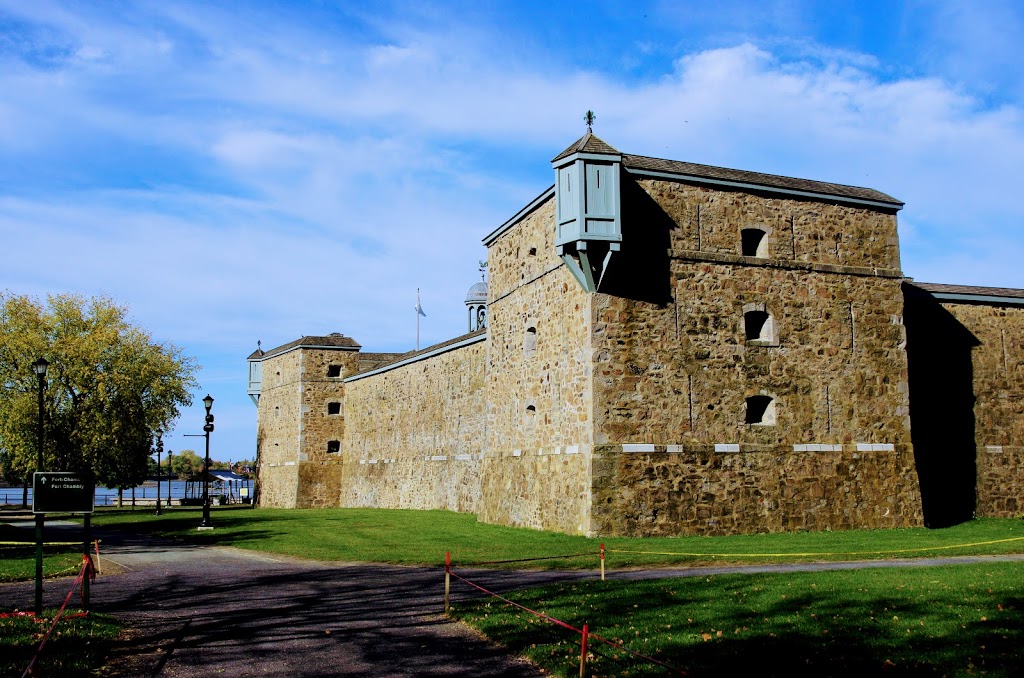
[456,574,1024,677]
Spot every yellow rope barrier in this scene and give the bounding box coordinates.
[606,535,1024,559]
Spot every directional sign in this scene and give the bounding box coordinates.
[32,472,95,514]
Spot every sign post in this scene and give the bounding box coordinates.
[32,472,95,612]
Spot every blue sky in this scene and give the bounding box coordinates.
[3,1,1023,462]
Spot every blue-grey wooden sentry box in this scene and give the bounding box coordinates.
[551,132,622,291]
[247,344,264,405]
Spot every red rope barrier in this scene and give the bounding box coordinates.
[447,568,688,676]
[20,555,94,678]
[458,551,595,566]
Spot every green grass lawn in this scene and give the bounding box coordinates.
[452,562,1024,677]
[0,610,120,677]
[0,524,91,583]
[3,506,1022,676]
[82,506,1024,570]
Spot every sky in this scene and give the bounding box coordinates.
[2,0,1023,462]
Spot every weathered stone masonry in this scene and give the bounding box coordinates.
[252,132,1022,536]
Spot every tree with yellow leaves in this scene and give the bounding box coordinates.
[0,292,198,493]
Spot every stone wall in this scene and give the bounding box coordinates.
[634,177,902,270]
[585,177,921,535]
[341,334,486,512]
[938,301,1024,518]
[592,443,921,536]
[480,197,595,533]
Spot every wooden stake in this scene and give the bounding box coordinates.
[579,623,590,678]
[599,543,605,581]
[444,551,451,613]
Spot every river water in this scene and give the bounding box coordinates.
[0,479,254,507]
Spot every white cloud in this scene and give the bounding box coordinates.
[4,1,1024,456]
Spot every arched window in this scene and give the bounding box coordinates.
[741,227,769,258]
[745,395,776,425]
[742,302,779,346]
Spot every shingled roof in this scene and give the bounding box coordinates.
[623,154,901,206]
[259,333,361,360]
[552,132,621,161]
[551,131,901,206]
[907,282,1024,302]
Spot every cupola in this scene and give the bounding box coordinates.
[465,260,488,331]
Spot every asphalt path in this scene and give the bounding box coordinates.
[3,519,1024,676]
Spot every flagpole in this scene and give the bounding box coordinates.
[416,288,421,351]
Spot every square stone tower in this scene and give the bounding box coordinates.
[481,133,923,536]
[252,334,361,508]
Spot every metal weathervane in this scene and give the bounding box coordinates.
[584,110,596,131]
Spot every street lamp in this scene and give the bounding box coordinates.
[167,450,173,508]
[153,431,163,516]
[198,395,214,529]
[32,356,48,616]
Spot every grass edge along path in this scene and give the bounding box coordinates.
[81,507,1024,570]
[0,610,121,678]
[451,561,1024,678]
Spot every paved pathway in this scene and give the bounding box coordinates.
[3,519,1024,676]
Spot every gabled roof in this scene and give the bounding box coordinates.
[259,333,361,360]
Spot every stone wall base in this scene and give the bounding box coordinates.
[341,456,481,513]
[591,444,924,536]
[478,449,591,534]
[296,460,345,509]
[977,446,1024,517]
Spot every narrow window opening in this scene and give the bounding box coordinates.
[745,395,776,425]
[742,303,778,346]
[744,310,770,341]
[326,440,340,454]
[327,365,342,378]
[528,247,537,256]
[741,228,768,257]
[524,326,538,356]
[327,402,341,415]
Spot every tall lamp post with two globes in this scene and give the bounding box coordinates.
[198,395,214,529]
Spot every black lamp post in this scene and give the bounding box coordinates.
[167,450,173,509]
[153,431,163,516]
[32,356,48,616]
[198,394,214,529]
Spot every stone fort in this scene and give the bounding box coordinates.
[248,132,1023,536]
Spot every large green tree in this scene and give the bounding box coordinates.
[0,292,198,490]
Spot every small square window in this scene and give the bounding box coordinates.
[326,440,340,454]
[327,365,342,378]
[327,402,341,415]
